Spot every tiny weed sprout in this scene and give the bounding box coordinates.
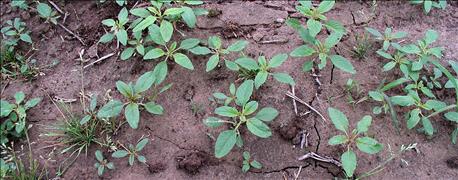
[94,150,114,176]
[116,0,127,6]
[1,18,32,51]
[410,0,447,14]
[99,7,129,46]
[292,0,345,33]
[351,33,372,60]
[112,138,149,166]
[11,0,29,10]
[327,107,383,178]
[205,36,248,72]
[242,151,262,173]
[98,70,165,129]
[233,53,295,89]
[365,27,407,51]
[0,92,41,144]
[36,3,60,25]
[203,80,279,158]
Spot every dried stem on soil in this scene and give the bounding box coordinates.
[83,52,115,69]
[57,23,86,46]
[298,152,342,167]
[285,91,327,122]
[291,85,298,115]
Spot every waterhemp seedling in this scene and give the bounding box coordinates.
[203,80,279,158]
[365,27,407,51]
[292,0,345,34]
[94,150,114,176]
[97,70,164,129]
[11,0,29,10]
[205,36,248,72]
[0,92,41,144]
[112,138,148,166]
[1,18,32,51]
[410,0,447,14]
[99,8,129,46]
[233,54,295,89]
[327,108,383,178]
[120,31,145,60]
[36,3,60,25]
[242,151,262,173]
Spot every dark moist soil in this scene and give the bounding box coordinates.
[1,1,458,179]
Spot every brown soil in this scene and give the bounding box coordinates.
[1,0,458,179]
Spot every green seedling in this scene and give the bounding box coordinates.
[365,27,407,51]
[120,31,146,60]
[116,0,127,6]
[327,107,383,178]
[292,0,345,34]
[36,3,60,25]
[410,0,447,14]
[205,36,248,72]
[97,70,164,129]
[0,92,41,144]
[396,29,442,64]
[1,18,32,51]
[203,80,279,158]
[233,54,295,89]
[99,8,129,46]
[241,151,262,173]
[345,79,367,107]
[112,138,148,166]
[423,68,443,89]
[11,0,29,10]
[445,60,458,90]
[351,33,372,60]
[376,50,409,72]
[212,83,237,106]
[94,150,115,176]
[289,30,356,74]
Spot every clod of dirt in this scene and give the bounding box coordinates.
[87,44,98,58]
[277,122,299,141]
[446,157,458,169]
[147,162,167,174]
[175,151,208,175]
[183,85,195,101]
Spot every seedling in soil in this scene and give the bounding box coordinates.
[0,92,41,144]
[241,151,262,173]
[233,54,295,89]
[11,0,29,10]
[410,0,447,14]
[203,80,279,158]
[99,7,129,46]
[351,33,372,60]
[94,150,115,176]
[365,27,407,51]
[345,79,367,107]
[289,31,356,74]
[1,18,32,50]
[376,50,409,72]
[212,83,237,106]
[97,71,164,129]
[327,107,383,178]
[120,31,146,60]
[205,36,248,72]
[36,3,60,25]
[112,138,148,166]
[292,0,345,34]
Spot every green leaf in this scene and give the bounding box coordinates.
[330,55,356,74]
[383,61,396,72]
[236,80,254,106]
[424,100,446,111]
[163,8,184,16]
[255,107,278,122]
[99,33,114,43]
[116,81,132,97]
[121,47,135,60]
[424,29,438,44]
[80,115,91,125]
[247,118,272,138]
[407,109,421,129]
[189,46,211,55]
[173,53,194,70]
[112,150,128,158]
[381,78,409,92]
[14,92,25,104]
[324,32,343,48]
[180,38,200,49]
[181,7,197,28]
[272,73,295,86]
[137,155,146,163]
[445,112,458,122]
[206,54,220,72]
[328,135,348,145]
[254,71,268,89]
[307,19,322,37]
[160,20,173,42]
[327,107,349,133]
[243,101,258,115]
[400,44,421,54]
[392,31,408,39]
[208,36,222,49]
[376,50,394,60]
[356,137,383,154]
[268,53,288,68]
[203,117,225,128]
[368,91,383,101]
[356,115,372,134]
[116,29,128,46]
[250,160,262,169]
[130,8,150,18]
[128,155,134,166]
[95,150,104,162]
[215,106,239,117]
[24,98,41,109]
[125,103,140,129]
[148,24,166,45]
[365,27,382,37]
[134,71,155,93]
[341,150,357,177]
[303,61,313,72]
[136,138,149,151]
[1,101,13,117]
[421,117,434,136]
[20,34,32,44]
[144,102,163,115]
[215,130,237,158]
[452,128,458,144]
[98,100,123,118]
[37,3,52,17]
[153,61,168,85]
[133,16,156,32]
[227,40,248,52]
[235,57,259,70]
[97,166,104,176]
[225,60,240,71]
[390,95,415,106]
[290,45,315,57]
[324,20,345,34]
[317,0,335,13]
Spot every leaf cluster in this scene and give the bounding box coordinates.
[36,3,60,25]
[410,0,447,14]
[112,138,148,166]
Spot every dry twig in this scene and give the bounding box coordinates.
[57,23,86,46]
[298,152,342,167]
[285,91,327,122]
[291,85,298,115]
[83,52,115,69]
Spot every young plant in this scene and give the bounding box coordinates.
[1,18,32,51]
[205,36,248,72]
[0,92,41,144]
[99,8,129,46]
[241,151,262,173]
[233,54,296,89]
[351,33,372,60]
[289,30,356,74]
[203,80,279,158]
[376,50,409,72]
[120,31,146,60]
[365,27,407,51]
[11,0,29,10]
[97,70,164,129]
[292,0,345,34]
[112,138,148,166]
[36,3,60,25]
[327,107,383,178]
[410,0,447,14]
[94,150,115,176]
[212,83,237,106]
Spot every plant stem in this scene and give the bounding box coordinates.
[426,104,457,118]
